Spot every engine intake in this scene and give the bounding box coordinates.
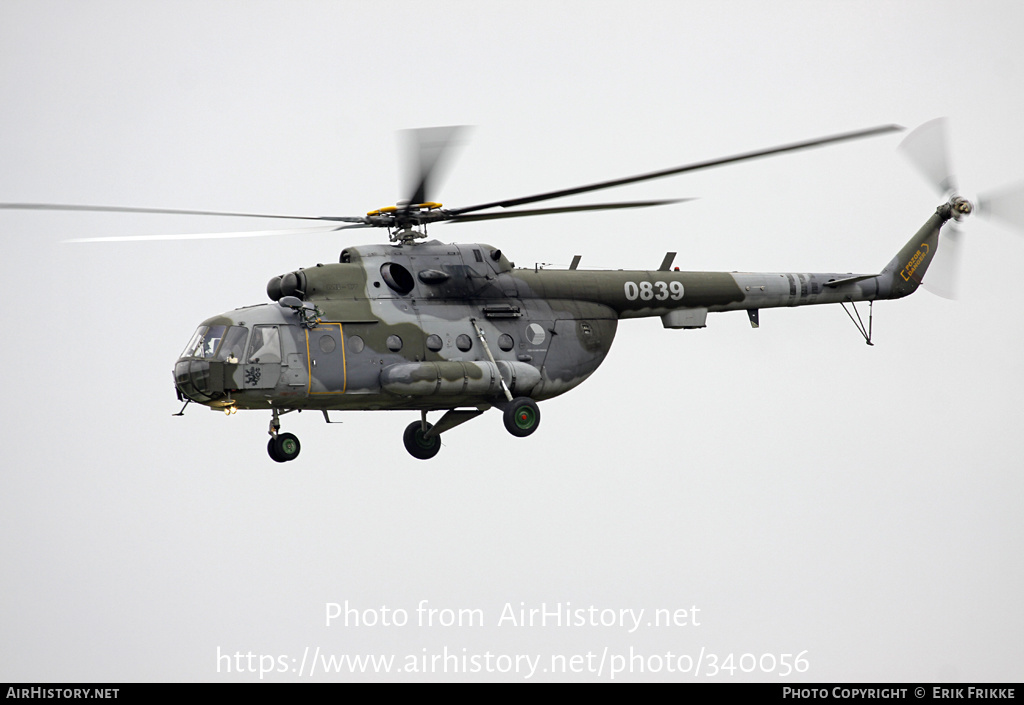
[267,270,308,301]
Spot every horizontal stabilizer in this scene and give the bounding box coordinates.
[823,274,878,288]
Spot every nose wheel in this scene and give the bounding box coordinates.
[267,408,300,462]
[268,432,301,463]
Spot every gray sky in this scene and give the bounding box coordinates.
[1,0,1022,683]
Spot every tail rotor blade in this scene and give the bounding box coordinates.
[924,225,964,300]
[899,117,957,195]
[978,181,1024,233]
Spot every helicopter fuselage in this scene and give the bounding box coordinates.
[173,206,948,421]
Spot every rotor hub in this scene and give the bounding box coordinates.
[949,195,973,221]
[390,227,428,244]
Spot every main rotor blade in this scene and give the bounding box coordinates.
[63,224,347,243]
[0,202,365,222]
[404,125,470,206]
[447,198,692,223]
[449,124,902,215]
[898,118,957,195]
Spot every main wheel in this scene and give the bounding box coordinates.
[268,432,301,463]
[503,397,540,437]
[403,421,441,460]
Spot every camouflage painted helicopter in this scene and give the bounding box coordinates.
[4,120,1021,461]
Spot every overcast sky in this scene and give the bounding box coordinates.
[1,0,1022,683]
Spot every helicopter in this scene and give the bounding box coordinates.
[4,119,1022,461]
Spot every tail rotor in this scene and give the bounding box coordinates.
[898,118,1024,299]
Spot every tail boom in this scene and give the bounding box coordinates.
[515,203,957,328]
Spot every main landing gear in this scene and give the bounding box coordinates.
[267,408,301,463]
[502,397,540,438]
[403,420,441,460]
[402,397,542,460]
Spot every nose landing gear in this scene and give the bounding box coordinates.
[267,408,301,463]
[268,433,301,463]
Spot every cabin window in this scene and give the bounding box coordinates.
[247,326,282,364]
[319,334,336,353]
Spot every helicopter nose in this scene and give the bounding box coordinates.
[174,359,215,403]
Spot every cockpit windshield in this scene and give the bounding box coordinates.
[180,325,249,361]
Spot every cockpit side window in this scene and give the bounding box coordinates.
[216,326,249,363]
[247,325,282,364]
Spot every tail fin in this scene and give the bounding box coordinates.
[879,205,952,298]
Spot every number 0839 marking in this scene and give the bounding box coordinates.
[624,280,684,302]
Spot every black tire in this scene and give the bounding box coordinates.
[268,432,301,463]
[503,397,540,437]
[267,437,282,462]
[403,421,441,460]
